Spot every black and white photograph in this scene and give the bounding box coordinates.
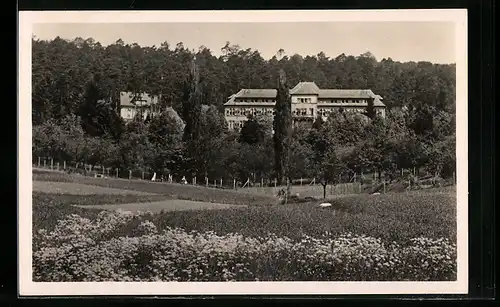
[18,10,468,295]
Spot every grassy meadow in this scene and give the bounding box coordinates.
[32,169,457,282]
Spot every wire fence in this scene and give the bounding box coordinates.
[32,156,456,198]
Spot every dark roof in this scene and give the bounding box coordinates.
[319,89,385,106]
[224,82,386,107]
[234,89,277,98]
[319,89,372,98]
[120,92,159,107]
[290,82,320,95]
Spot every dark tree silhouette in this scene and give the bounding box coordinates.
[273,69,293,186]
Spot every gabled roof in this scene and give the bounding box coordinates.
[318,89,385,106]
[290,82,320,95]
[120,92,159,107]
[234,89,277,98]
[318,89,373,99]
[224,82,386,107]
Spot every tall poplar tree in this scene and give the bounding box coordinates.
[181,55,203,178]
[273,69,293,186]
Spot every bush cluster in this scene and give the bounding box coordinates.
[33,210,457,282]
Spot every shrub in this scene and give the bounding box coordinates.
[33,211,457,282]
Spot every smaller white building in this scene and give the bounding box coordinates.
[119,92,160,121]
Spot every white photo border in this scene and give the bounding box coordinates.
[18,9,468,296]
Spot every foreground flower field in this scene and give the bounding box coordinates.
[32,171,457,282]
[33,209,456,282]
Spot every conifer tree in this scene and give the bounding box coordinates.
[181,55,203,178]
[273,69,293,186]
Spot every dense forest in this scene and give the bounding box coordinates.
[32,36,456,185]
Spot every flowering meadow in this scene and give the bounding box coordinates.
[32,170,457,282]
[33,208,457,282]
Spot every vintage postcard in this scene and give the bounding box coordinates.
[18,9,468,296]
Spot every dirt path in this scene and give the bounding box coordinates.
[74,199,246,213]
[33,181,158,196]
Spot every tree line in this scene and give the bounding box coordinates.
[32,36,456,188]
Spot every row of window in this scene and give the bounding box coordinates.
[317,108,366,117]
[293,108,314,116]
[297,98,313,103]
[227,120,245,130]
[319,99,368,104]
[121,107,158,119]
[225,106,384,119]
[232,98,369,104]
[235,99,276,103]
[226,107,316,117]
[226,107,276,117]
[227,110,384,129]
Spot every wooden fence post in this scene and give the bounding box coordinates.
[116,168,119,178]
[63,161,66,170]
[383,181,386,194]
[261,178,264,187]
[220,179,223,188]
[37,157,41,167]
[300,178,303,186]
[233,179,236,189]
[214,179,216,188]
[43,158,46,168]
[142,172,145,180]
[50,158,53,169]
[56,162,59,170]
[129,170,132,180]
[206,177,208,187]
[274,178,277,188]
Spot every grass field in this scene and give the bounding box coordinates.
[32,169,457,282]
[33,181,159,195]
[32,170,456,244]
[150,189,456,243]
[33,169,277,206]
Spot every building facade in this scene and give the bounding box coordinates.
[119,92,160,121]
[223,82,386,130]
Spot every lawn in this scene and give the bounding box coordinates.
[33,187,456,245]
[32,192,169,231]
[33,169,277,206]
[149,189,456,244]
[32,170,457,282]
[33,181,159,195]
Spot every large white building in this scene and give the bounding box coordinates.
[119,92,160,121]
[224,81,386,130]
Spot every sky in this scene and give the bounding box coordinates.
[33,22,456,64]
